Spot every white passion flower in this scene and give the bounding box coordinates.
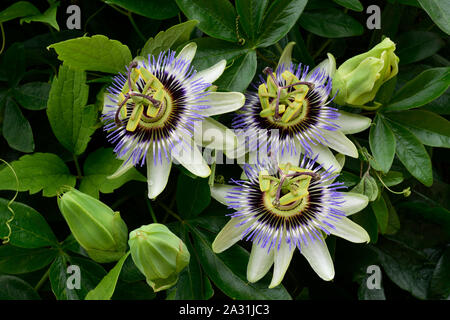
[211,154,370,288]
[102,43,245,199]
[232,42,371,171]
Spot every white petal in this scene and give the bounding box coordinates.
[321,130,358,158]
[247,242,274,283]
[171,141,211,178]
[328,217,370,243]
[340,192,369,216]
[309,143,342,171]
[193,118,237,155]
[212,218,247,253]
[146,153,172,199]
[335,111,372,134]
[193,60,226,84]
[276,41,295,71]
[269,240,295,288]
[307,53,336,80]
[177,42,197,64]
[300,236,335,281]
[278,142,302,166]
[210,184,234,206]
[198,92,245,116]
[107,149,134,179]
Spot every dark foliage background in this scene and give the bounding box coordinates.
[0,0,448,300]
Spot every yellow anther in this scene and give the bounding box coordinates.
[281,70,296,86]
[126,104,144,132]
[259,170,271,192]
[258,84,270,110]
[278,189,308,205]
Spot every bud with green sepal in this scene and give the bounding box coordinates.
[57,188,128,263]
[128,223,190,292]
[331,37,399,108]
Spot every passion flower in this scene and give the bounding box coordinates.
[211,155,369,288]
[103,43,245,198]
[232,43,371,171]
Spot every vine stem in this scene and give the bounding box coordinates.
[73,154,82,179]
[157,202,184,223]
[312,39,332,60]
[146,199,158,223]
[0,23,5,56]
[34,267,51,292]
[128,12,146,42]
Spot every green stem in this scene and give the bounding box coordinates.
[73,154,82,179]
[312,39,332,60]
[146,199,158,223]
[35,267,51,291]
[0,23,5,56]
[158,202,183,223]
[128,12,146,42]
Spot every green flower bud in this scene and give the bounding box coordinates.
[332,37,399,107]
[57,188,128,263]
[128,223,190,292]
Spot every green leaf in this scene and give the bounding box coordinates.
[190,37,250,71]
[386,120,433,186]
[189,226,292,300]
[386,110,450,148]
[332,0,363,11]
[385,67,450,111]
[370,195,389,234]
[383,193,400,235]
[381,171,404,187]
[287,28,315,67]
[0,245,57,274]
[48,35,132,73]
[417,0,450,35]
[20,2,60,31]
[215,50,257,92]
[0,1,39,23]
[396,31,444,65]
[429,247,450,299]
[176,175,210,218]
[112,281,156,300]
[105,0,179,20]
[47,65,98,155]
[1,42,25,88]
[299,8,364,38]
[79,148,146,199]
[0,198,59,248]
[0,153,76,197]
[369,115,395,173]
[351,207,378,243]
[235,0,269,40]
[173,226,213,300]
[85,252,130,300]
[374,76,397,105]
[49,255,107,300]
[371,237,435,299]
[175,0,237,42]
[422,88,449,115]
[12,82,51,110]
[336,171,360,188]
[257,0,308,47]
[2,98,34,153]
[0,275,40,300]
[141,20,198,57]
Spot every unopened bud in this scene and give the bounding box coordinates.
[128,223,190,292]
[57,188,128,263]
